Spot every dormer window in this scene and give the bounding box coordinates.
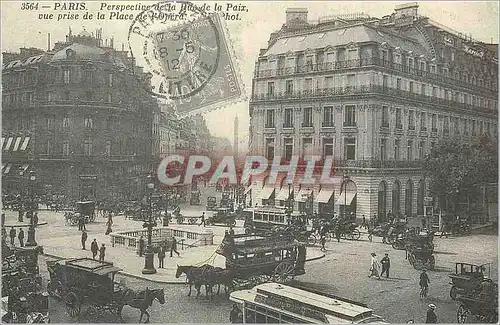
[66,49,75,59]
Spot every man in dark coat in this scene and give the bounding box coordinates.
[170,236,180,257]
[81,230,88,250]
[199,212,206,227]
[18,228,25,247]
[99,244,106,261]
[380,253,390,278]
[229,303,243,323]
[426,304,437,323]
[9,227,16,245]
[91,239,99,259]
[158,246,166,268]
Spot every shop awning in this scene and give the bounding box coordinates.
[3,164,12,175]
[276,187,293,200]
[258,186,275,200]
[20,136,31,151]
[336,191,357,206]
[295,188,313,202]
[12,137,22,152]
[3,137,13,151]
[316,187,335,203]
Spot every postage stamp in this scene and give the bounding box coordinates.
[128,1,245,116]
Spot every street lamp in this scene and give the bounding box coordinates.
[142,174,157,274]
[26,170,37,247]
[18,167,24,222]
[342,172,350,220]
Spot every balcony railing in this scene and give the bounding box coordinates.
[34,153,140,160]
[251,84,491,113]
[254,57,497,96]
[322,122,334,127]
[333,159,423,169]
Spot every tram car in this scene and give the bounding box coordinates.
[243,206,300,235]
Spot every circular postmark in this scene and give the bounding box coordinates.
[128,1,220,100]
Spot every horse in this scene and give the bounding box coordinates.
[196,267,235,299]
[175,264,215,297]
[119,288,165,323]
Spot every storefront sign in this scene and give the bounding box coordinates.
[443,35,454,46]
[394,15,414,27]
[463,44,484,58]
[260,294,329,323]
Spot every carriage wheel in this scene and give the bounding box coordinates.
[307,234,317,246]
[188,217,197,225]
[429,256,436,270]
[245,227,252,235]
[273,262,295,284]
[230,220,237,227]
[457,304,470,323]
[350,229,361,240]
[47,280,63,299]
[449,286,458,300]
[86,306,99,322]
[177,216,184,224]
[65,292,81,317]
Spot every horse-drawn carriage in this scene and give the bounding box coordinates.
[406,231,435,270]
[190,190,201,205]
[64,201,96,226]
[206,196,217,211]
[2,246,48,323]
[46,258,164,322]
[449,262,491,300]
[217,233,307,290]
[206,208,237,227]
[455,279,498,323]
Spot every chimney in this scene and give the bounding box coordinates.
[285,8,308,28]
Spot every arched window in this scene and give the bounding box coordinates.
[378,181,387,221]
[392,180,401,216]
[405,179,414,216]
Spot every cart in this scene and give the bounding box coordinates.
[46,258,124,322]
[189,191,201,206]
[77,201,96,222]
[456,286,498,323]
[406,231,435,270]
[449,263,490,300]
[216,233,307,291]
[206,196,217,211]
[206,208,236,227]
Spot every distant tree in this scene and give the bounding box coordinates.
[423,134,498,213]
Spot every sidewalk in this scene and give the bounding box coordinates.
[2,210,324,284]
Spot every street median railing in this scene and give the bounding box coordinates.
[109,226,214,252]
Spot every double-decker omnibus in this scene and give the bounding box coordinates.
[243,206,304,235]
[230,282,387,324]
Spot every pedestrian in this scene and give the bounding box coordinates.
[368,253,381,279]
[1,227,7,240]
[170,236,180,257]
[439,221,449,238]
[18,228,25,247]
[138,236,145,256]
[158,246,166,268]
[320,235,326,252]
[199,212,206,227]
[32,212,38,226]
[81,230,88,250]
[421,217,427,230]
[105,221,113,235]
[380,253,390,278]
[77,213,83,231]
[334,223,341,242]
[367,221,373,242]
[91,239,99,259]
[229,303,243,323]
[425,304,437,323]
[361,215,367,229]
[9,227,16,245]
[99,244,106,261]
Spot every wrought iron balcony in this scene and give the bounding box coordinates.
[333,159,423,169]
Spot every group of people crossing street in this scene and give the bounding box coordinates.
[81,230,106,261]
[368,252,391,279]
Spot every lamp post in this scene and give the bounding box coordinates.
[26,170,37,247]
[142,174,157,274]
[342,172,350,220]
[18,167,24,222]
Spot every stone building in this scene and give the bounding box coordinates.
[2,29,158,202]
[248,4,498,221]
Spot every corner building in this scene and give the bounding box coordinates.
[248,4,498,221]
[2,29,158,202]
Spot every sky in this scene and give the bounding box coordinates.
[2,1,499,152]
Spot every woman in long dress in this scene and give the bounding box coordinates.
[369,253,381,279]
